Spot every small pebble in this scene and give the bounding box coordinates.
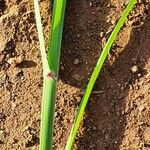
[105,134,109,141]
[111,19,115,25]
[89,144,95,149]
[121,110,125,115]
[131,65,138,73]
[74,59,80,65]
[139,105,145,112]
[137,73,141,77]
[138,0,142,3]
[77,34,81,38]
[11,102,17,110]
[93,126,96,131]
[92,11,95,15]
[60,66,64,70]
[0,130,3,135]
[100,31,104,38]
[72,74,81,81]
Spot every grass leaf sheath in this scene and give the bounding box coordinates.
[65,0,137,149]
[34,0,67,150]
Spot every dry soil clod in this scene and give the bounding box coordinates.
[7,55,23,67]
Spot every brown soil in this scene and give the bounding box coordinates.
[0,0,150,150]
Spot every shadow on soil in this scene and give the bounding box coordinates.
[17,60,37,68]
[60,1,150,150]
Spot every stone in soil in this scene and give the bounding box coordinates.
[72,73,82,81]
[131,65,139,73]
[74,58,80,65]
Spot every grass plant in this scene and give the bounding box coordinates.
[34,0,137,149]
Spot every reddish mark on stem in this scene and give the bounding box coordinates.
[47,71,57,80]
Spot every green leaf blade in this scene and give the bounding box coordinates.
[65,0,137,149]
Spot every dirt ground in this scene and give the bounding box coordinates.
[0,0,150,150]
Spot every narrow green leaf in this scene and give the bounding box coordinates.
[48,0,67,77]
[65,0,137,149]
[33,0,50,77]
